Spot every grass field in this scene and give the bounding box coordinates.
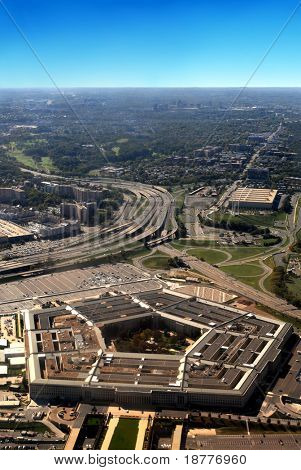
[220,263,265,289]
[109,419,139,450]
[171,240,267,262]
[40,156,56,172]
[8,148,39,169]
[171,239,214,249]
[86,416,103,426]
[187,247,229,264]
[223,246,266,261]
[221,263,263,277]
[8,143,56,172]
[213,211,287,228]
[262,256,276,292]
[127,246,151,261]
[142,254,170,270]
[234,211,287,227]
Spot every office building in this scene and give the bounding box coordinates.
[229,187,277,210]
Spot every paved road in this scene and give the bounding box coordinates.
[159,244,301,318]
[0,178,177,277]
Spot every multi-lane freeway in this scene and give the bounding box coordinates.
[0,178,177,276]
[3,158,301,321]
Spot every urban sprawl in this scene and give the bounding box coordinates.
[1,89,301,450]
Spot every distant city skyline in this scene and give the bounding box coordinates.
[0,0,301,88]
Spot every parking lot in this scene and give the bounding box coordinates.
[0,264,160,313]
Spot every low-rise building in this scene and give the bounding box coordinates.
[229,187,278,210]
[0,219,34,244]
[25,289,293,410]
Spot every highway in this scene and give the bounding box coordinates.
[159,243,301,318]
[7,159,301,321]
[0,178,178,276]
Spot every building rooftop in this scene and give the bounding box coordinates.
[24,289,292,401]
[230,187,277,204]
[0,219,32,239]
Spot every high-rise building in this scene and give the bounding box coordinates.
[60,202,97,225]
[41,182,104,203]
[0,188,25,204]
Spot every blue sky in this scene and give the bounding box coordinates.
[0,0,300,87]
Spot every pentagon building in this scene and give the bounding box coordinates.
[24,289,293,410]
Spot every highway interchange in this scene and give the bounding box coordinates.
[1,141,301,322]
[0,178,177,276]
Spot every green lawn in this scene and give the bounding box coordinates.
[8,148,39,169]
[234,211,287,227]
[171,240,267,262]
[109,419,139,450]
[142,254,170,270]
[171,239,215,249]
[40,156,56,172]
[262,256,276,292]
[86,416,103,426]
[8,143,56,173]
[187,247,229,264]
[220,263,265,289]
[127,246,152,262]
[213,211,287,228]
[220,263,263,277]
[223,246,267,261]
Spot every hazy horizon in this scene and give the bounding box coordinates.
[1,86,301,90]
